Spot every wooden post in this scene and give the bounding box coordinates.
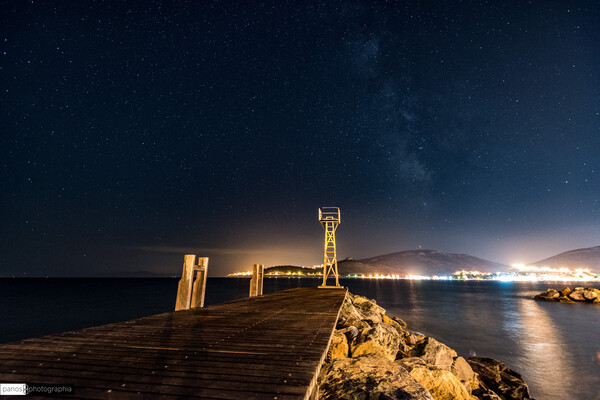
[249,264,264,297]
[175,255,209,310]
[175,255,195,311]
[191,257,208,308]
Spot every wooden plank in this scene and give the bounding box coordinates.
[0,372,304,400]
[0,347,331,368]
[0,366,309,395]
[0,358,313,385]
[0,287,347,400]
[0,352,316,378]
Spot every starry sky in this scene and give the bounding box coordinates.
[1,1,599,277]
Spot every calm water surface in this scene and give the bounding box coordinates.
[1,278,598,399]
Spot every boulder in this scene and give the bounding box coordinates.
[534,289,561,301]
[558,297,575,303]
[318,355,434,400]
[351,323,403,361]
[569,290,586,301]
[396,356,428,369]
[398,361,475,400]
[328,330,349,360]
[451,356,478,393]
[338,325,360,343]
[397,333,424,358]
[391,316,408,329]
[407,337,457,371]
[583,290,598,301]
[561,287,572,297]
[410,366,472,400]
[337,296,371,330]
[468,357,532,400]
[405,332,423,346]
[383,314,406,334]
[471,386,502,400]
[352,295,385,325]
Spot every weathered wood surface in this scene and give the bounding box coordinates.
[0,287,347,399]
[249,264,264,297]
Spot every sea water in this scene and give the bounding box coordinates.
[1,278,598,399]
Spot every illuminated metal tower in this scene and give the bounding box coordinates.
[318,207,342,288]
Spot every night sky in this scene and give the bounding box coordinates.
[1,1,599,277]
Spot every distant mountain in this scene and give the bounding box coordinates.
[530,246,600,270]
[337,250,509,276]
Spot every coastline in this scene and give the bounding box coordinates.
[318,292,532,399]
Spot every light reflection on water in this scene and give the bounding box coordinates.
[515,299,576,397]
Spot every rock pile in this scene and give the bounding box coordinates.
[318,292,533,400]
[534,286,600,303]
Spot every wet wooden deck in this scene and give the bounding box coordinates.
[0,287,347,399]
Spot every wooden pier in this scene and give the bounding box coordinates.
[0,288,346,399]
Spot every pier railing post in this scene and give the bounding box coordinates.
[249,264,264,297]
[175,255,209,310]
[191,257,208,308]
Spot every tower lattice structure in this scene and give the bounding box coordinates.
[318,207,342,288]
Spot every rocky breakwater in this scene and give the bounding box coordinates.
[534,286,600,303]
[318,293,532,400]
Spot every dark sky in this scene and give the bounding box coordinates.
[1,1,599,277]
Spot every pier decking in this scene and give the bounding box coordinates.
[0,287,347,399]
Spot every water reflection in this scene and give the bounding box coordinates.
[351,280,599,399]
[515,299,577,398]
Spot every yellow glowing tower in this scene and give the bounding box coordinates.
[318,207,342,288]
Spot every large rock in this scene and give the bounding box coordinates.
[328,330,349,360]
[584,289,598,301]
[558,296,575,303]
[397,358,475,400]
[569,290,586,301]
[407,337,456,370]
[319,355,434,400]
[471,386,502,400]
[339,325,360,343]
[351,323,403,361]
[391,316,408,329]
[352,294,385,325]
[535,288,560,300]
[468,357,532,400]
[384,314,406,334]
[338,296,371,330]
[405,332,424,346]
[451,356,478,393]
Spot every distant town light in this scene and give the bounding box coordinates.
[228,265,599,282]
